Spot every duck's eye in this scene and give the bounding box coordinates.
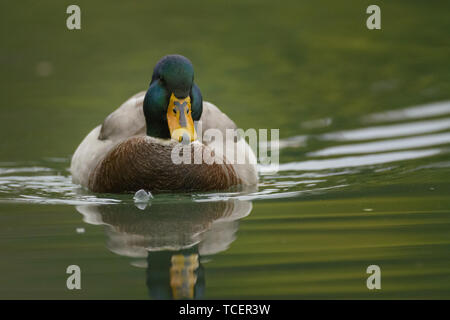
[186,109,190,114]
[173,108,177,114]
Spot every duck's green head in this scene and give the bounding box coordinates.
[143,55,203,143]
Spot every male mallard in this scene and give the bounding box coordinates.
[71,55,258,193]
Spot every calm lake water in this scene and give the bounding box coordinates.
[1,1,449,299]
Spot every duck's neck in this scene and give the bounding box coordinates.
[146,119,170,139]
[143,82,171,139]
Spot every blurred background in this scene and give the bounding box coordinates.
[1,0,449,160]
[0,1,449,299]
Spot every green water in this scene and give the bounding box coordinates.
[1,1,450,299]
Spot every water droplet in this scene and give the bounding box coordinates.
[133,189,153,203]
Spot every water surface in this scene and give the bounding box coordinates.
[1,1,449,299]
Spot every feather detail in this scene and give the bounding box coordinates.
[88,136,241,193]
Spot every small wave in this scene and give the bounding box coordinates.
[363,100,450,123]
[310,132,450,157]
[321,118,450,142]
[264,148,442,172]
[0,195,121,206]
[0,167,53,175]
[0,165,121,205]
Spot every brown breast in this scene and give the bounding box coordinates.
[88,136,241,193]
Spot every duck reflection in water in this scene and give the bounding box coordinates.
[76,198,252,299]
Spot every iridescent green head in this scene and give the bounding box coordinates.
[143,55,203,142]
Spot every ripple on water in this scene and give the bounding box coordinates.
[362,100,450,123]
[0,100,449,205]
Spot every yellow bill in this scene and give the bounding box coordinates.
[167,93,197,143]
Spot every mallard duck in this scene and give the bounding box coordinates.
[71,55,258,193]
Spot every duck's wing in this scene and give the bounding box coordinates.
[200,101,238,137]
[98,91,147,141]
[71,91,146,188]
[199,102,258,186]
